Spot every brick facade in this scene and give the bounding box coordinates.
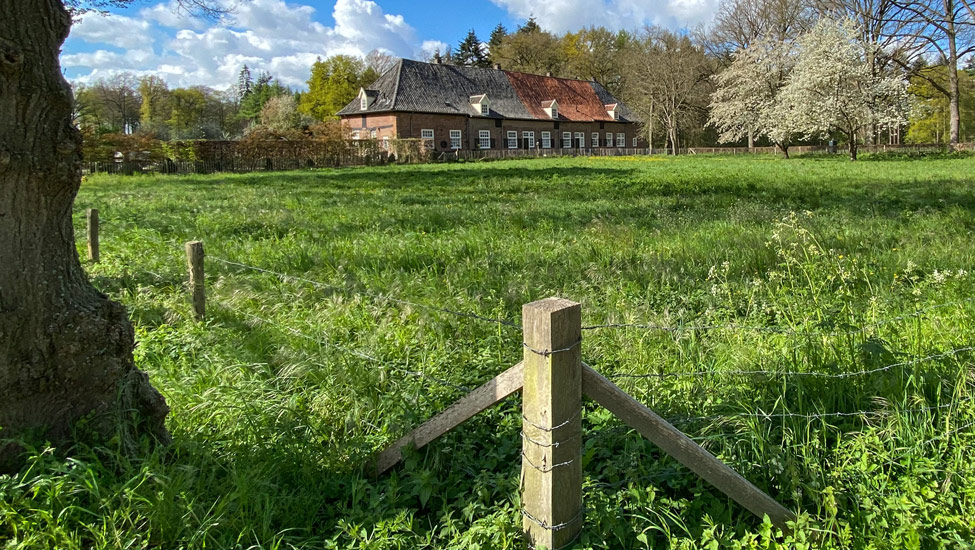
[342,113,645,153]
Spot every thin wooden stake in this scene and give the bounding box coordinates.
[185,241,205,320]
[86,208,99,263]
[521,297,583,549]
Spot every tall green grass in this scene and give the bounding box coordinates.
[2,154,974,548]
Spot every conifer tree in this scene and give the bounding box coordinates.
[489,23,508,53]
[456,29,490,67]
[236,65,253,103]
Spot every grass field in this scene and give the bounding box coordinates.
[3,154,975,548]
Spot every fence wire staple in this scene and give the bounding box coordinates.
[521,450,575,473]
[521,507,584,532]
[523,338,582,358]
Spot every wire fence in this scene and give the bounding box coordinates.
[81,212,975,475]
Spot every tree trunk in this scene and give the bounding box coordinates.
[778,143,790,159]
[947,28,960,148]
[0,0,169,472]
[848,132,858,161]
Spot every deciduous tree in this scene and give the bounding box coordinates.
[709,37,800,156]
[492,20,566,75]
[139,75,171,136]
[624,28,714,153]
[0,0,233,473]
[883,0,975,147]
[779,18,911,160]
[298,55,376,121]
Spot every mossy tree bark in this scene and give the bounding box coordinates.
[0,0,169,472]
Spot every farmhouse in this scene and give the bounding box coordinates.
[337,59,643,152]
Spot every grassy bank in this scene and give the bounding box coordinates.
[3,154,975,548]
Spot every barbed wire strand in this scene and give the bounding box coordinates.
[667,394,975,424]
[609,345,975,381]
[581,297,975,337]
[208,255,522,330]
[212,299,473,393]
[91,216,975,342]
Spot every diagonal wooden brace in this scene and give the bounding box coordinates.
[581,362,796,530]
[374,361,525,475]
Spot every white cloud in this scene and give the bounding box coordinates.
[140,0,207,30]
[489,0,719,33]
[71,12,154,50]
[64,0,431,90]
[420,40,449,58]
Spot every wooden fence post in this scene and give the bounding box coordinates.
[521,298,583,549]
[185,241,205,320]
[86,208,99,263]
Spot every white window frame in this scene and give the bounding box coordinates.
[541,131,551,149]
[480,103,489,115]
[507,130,518,149]
[551,105,558,119]
[633,137,638,147]
[352,131,360,140]
[479,130,491,149]
[562,132,571,148]
[591,133,599,148]
[420,129,434,150]
[574,132,585,148]
[370,130,377,139]
[523,131,535,149]
[606,132,614,147]
[617,133,625,147]
[450,130,462,150]
[360,96,368,110]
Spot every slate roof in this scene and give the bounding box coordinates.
[337,58,636,123]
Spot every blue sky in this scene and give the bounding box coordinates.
[62,0,717,90]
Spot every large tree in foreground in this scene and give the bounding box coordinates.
[0,0,228,472]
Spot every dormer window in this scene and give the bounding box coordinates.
[471,94,490,116]
[359,88,376,111]
[542,100,559,119]
[606,103,619,120]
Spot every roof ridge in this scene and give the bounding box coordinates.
[390,58,405,111]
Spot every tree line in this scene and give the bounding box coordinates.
[74,1,975,155]
[439,1,975,154]
[73,50,394,144]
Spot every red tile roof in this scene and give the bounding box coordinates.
[505,71,615,122]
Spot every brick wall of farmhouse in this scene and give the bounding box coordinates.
[469,119,644,150]
[342,113,645,151]
[394,113,468,151]
[341,113,398,140]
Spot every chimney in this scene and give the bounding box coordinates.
[493,63,501,70]
[546,72,552,77]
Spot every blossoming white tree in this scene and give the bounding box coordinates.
[708,37,800,157]
[778,18,911,160]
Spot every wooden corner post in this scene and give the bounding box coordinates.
[86,208,99,263]
[185,241,205,320]
[521,298,583,549]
